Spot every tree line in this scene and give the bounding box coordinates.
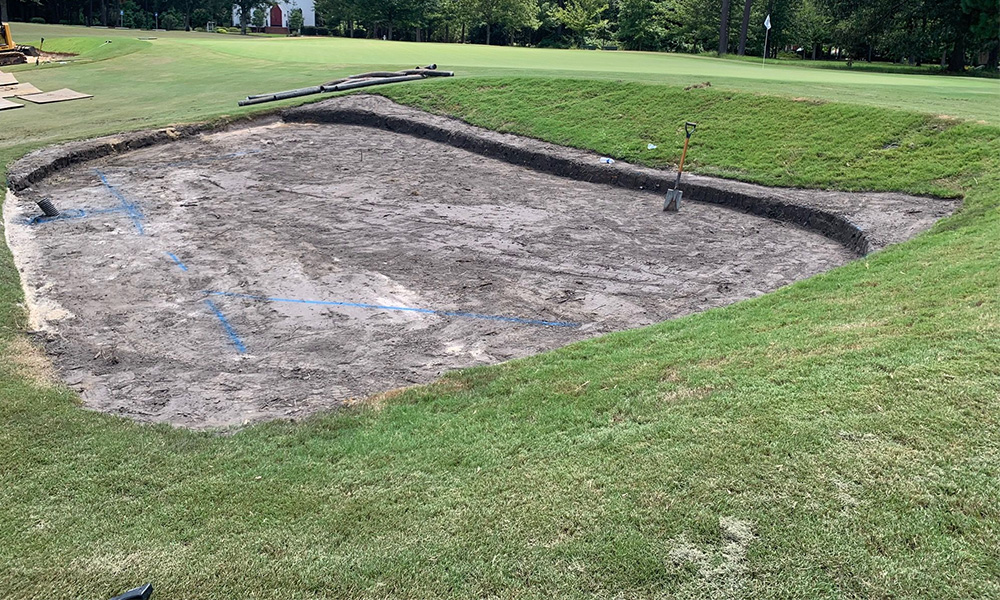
[4,0,997,72]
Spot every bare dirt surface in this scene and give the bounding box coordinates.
[286,96,959,254]
[36,51,77,64]
[4,112,942,429]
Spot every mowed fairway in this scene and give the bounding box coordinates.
[2,22,998,164]
[2,23,1000,599]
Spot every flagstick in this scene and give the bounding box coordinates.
[762,29,769,67]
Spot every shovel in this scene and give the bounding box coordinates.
[664,121,697,212]
[109,583,153,600]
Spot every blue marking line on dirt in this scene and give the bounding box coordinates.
[165,252,189,272]
[204,299,247,353]
[204,290,581,328]
[94,169,146,235]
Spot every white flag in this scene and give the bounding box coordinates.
[764,14,771,30]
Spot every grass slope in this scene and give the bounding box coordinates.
[381,78,993,196]
[2,25,1000,599]
[28,36,151,63]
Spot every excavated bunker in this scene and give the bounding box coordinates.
[4,96,958,429]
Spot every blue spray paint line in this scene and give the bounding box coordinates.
[204,290,581,328]
[203,299,247,353]
[93,169,146,235]
[24,206,130,226]
[165,252,189,272]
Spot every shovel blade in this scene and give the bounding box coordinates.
[664,189,682,212]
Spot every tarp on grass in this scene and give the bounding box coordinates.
[0,97,24,111]
[18,88,93,104]
[0,83,41,98]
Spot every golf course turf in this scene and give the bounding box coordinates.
[2,23,999,599]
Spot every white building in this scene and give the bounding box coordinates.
[233,0,316,33]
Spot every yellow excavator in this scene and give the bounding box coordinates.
[1,22,35,67]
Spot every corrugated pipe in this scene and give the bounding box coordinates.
[239,67,453,106]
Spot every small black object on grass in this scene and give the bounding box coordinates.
[109,582,153,600]
[36,197,60,217]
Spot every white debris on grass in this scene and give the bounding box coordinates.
[667,516,757,588]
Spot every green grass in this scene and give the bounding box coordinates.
[717,52,1000,78]
[9,36,151,65]
[380,78,993,196]
[3,22,999,130]
[2,23,1000,599]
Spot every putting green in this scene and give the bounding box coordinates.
[5,23,999,134]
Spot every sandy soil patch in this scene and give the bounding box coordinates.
[4,120,869,428]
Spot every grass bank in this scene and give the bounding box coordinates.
[2,26,1000,599]
[381,78,993,196]
[22,36,151,64]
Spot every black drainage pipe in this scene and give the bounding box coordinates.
[36,197,60,217]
